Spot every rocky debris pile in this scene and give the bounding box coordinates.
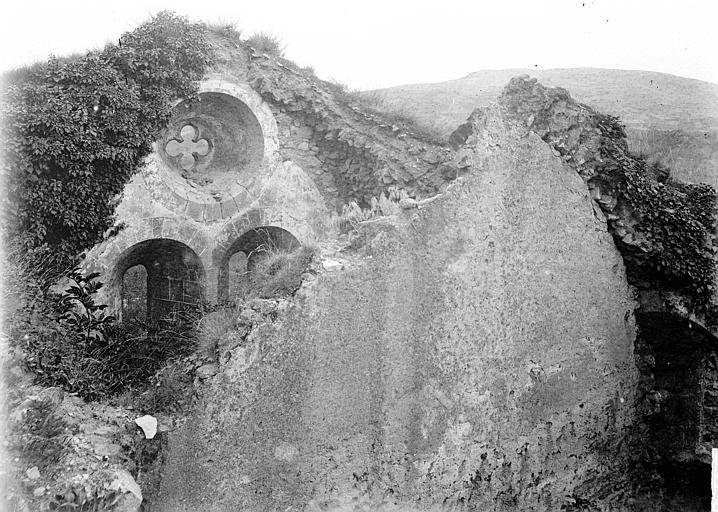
[3,348,145,512]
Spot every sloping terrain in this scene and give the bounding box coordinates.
[372,68,718,186]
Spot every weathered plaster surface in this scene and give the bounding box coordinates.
[155,115,638,511]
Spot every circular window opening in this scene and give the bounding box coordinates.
[158,92,265,202]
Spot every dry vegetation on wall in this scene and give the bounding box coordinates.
[626,127,718,186]
[244,31,286,57]
[329,185,411,231]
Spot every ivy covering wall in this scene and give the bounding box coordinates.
[1,11,212,275]
[496,76,717,311]
[596,114,717,304]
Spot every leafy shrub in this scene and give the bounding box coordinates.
[11,265,197,400]
[1,11,212,275]
[4,244,198,400]
[244,31,286,57]
[57,269,115,343]
[23,319,197,401]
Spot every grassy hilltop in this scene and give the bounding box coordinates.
[371,68,718,187]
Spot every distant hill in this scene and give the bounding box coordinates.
[371,68,718,187]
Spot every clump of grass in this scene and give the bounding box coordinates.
[330,186,410,232]
[246,244,318,299]
[301,65,316,77]
[11,399,68,471]
[22,317,198,401]
[192,244,318,362]
[245,31,286,57]
[352,90,387,109]
[197,308,237,361]
[205,20,242,46]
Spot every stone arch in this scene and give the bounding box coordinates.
[216,226,300,302]
[143,78,280,222]
[87,217,210,271]
[110,239,205,322]
[212,208,268,263]
[197,77,279,161]
[636,310,718,507]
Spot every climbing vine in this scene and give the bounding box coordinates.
[596,114,717,305]
[500,74,717,310]
[0,11,212,275]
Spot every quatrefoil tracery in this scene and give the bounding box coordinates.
[165,124,210,171]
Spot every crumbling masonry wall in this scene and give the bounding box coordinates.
[205,32,462,210]
[453,76,718,508]
[154,112,638,511]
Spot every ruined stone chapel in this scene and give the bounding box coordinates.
[80,33,718,511]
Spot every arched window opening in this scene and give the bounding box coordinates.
[218,226,300,302]
[115,239,205,322]
[228,251,249,301]
[122,264,147,322]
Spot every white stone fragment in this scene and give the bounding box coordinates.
[322,259,343,271]
[134,415,158,440]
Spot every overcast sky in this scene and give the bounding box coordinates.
[1,0,717,90]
